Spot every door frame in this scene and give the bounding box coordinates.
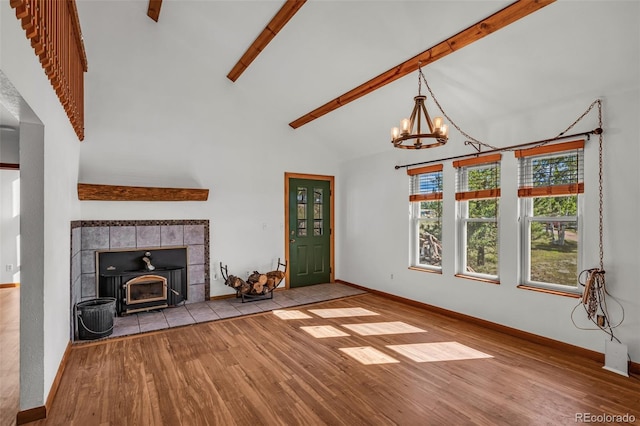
[284,172,335,289]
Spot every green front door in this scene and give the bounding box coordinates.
[289,178,331,287]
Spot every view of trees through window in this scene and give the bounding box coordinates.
[465,199,498,275]
[459,165,499,277]
[409,146,581,289]
[523,151,581,287]
[528,197,578,287]
[418,201,442,267]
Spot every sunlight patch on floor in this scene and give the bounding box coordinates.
[272,310,313,320]
[300,325,350,338]
[339,347,400,365]
[308,307,380,318]
[341,321,427,336]
[386,342,493,362]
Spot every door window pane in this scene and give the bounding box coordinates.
[297,187,307,237]
[313,188,323,236]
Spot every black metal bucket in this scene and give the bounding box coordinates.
[76,297,116,340]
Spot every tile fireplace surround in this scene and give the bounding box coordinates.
[70,220,209,341]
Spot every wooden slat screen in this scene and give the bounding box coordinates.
[10,0,88,141]
[516,141,584,197]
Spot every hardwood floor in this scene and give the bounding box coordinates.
[0,287,19,426]
[25,293,640,425]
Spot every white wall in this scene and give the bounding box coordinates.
[0,131,19,162]
[1,0,82,411]
[0,168,19,283]
[75,1,340,297]
[0,106,20,284]
[337,88,640,364]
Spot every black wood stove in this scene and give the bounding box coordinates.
[96,247,188,316]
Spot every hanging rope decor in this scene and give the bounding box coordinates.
[570,100,625,343]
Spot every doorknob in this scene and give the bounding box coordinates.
[289,239,296,243]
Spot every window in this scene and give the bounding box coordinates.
[408,165,443,270]
[454,154,501,280]
[516,140,584,290]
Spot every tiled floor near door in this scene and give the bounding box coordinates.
[108,283,366,339]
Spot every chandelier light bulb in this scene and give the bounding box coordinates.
[400,118,411,135]
[391,127,400,140]
[440,124,448,138]
[433,117,443,129]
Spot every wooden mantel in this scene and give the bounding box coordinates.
[77,183,209,201]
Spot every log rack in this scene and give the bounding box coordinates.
[220,259,287,303]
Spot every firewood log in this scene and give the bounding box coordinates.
[238,281,250,294]
[266,270,285,281]
[265,277,276,291]
[247,271,267,285]
[225,275,245,289]
[265,271,285,291]
[252,282,264,294]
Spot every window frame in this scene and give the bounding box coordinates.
[407,165,443,272]
[516,140,584,293]
[454,155,501,282]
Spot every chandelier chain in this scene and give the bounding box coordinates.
[420,69,602,154]
[556,99,600,138]
[419,68,494,149]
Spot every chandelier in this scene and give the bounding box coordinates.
[390,65,448,149]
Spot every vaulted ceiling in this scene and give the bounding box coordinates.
[61,1,640,160]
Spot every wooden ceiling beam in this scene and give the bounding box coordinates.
[227,0,307,82]
[289,0,556,129]
[147,0,163,22]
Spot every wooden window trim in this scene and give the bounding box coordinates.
[455,188,501,201]
[514,140,584,158]
[409,193,443,202]
[408,266,442,275]
[518,183,584,197]
[407,164,443,176]
[454,274,500,285]
[452,153,502,168]
[517,284,581,298]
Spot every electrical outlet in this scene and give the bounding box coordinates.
[390,273,394,280]
[5,264,13,272]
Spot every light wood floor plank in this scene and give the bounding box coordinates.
[25,293,640,425]
[0,287,19,426]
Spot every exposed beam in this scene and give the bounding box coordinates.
[77,183,209,201]
[227,0,307,82]
[289,0,556,129]
[147,0,163,22]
